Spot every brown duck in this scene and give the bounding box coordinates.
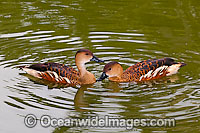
[98,58,186,82]
[19,49,104,86]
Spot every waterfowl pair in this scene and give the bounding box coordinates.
[19,49,186,86]
[19,49,104,86]
[98,58,186,82]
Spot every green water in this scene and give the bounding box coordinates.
[0,0,200,132]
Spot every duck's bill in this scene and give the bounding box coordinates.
[90,55,104,63]
[97,72,108,81]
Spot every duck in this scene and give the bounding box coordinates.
[97,58,186,82]
[19,49,104,86]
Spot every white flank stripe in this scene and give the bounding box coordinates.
[145,70,153,78]
[46,71,54,78]
[52,71,59,79]
[59,76,63,81]
[63,77,71,84]
[153,66,168,77]
[139,75,144,81]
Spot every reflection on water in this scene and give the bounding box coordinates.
[0,0,200,132]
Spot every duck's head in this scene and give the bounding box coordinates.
[75,49,104,65]
[97,61,123,81]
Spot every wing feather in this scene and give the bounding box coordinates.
[26,62,80,84]
[123,58,178,81]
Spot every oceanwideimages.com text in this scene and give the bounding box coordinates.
[24,114,176,129]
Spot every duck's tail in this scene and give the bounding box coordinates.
[17,65,28,69]
[17,65,71,84]
[17,65,42,79]
[166,62,186,76]
[180,62,187,67]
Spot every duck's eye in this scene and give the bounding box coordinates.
[108,68,112,71]
[85,53,89,55]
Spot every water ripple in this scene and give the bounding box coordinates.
[1,0,200,132]
[0,31,33,38]
[30,35,69,42]
[90,31,144,36]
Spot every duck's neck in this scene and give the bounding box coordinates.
[109,75,129,82]
[109,76,122,82]
[76,61,87,75]
[76,61,96,84]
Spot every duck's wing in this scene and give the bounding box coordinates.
[124,58,185,81]
[29,62,80,76]
[19,62,80,85]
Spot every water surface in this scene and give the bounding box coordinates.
[0,0,200,132]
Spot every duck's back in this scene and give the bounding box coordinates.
[123,58,185,82]
[20,62,80,85]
